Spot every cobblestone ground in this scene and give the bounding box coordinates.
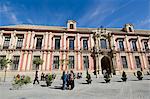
[0,75,150,99]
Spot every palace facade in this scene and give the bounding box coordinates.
[0,20,150,76]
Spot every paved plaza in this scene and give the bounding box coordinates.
[0,75,150,99]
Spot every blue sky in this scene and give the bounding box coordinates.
[0,0,150,29]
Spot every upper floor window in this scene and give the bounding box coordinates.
[129,27,132,32]
[100,39,107,49]
[53,56,59,69]
[83,40,88,50]
[121,56,128,68]
[36,37,43,49]
[131,40,137,51]
[16,36,23,49]
[0,55,6,70]
[135,56,141,68]
[69,56,74,69]
[55,39,60,50]
[143,41,149,51]
[69,39,74,50]
[70,24,74,29]
[118,40,124,51]
[3,36,11,49]
[83,56,89,69]
[32,56,40,70]
[12,56,20,70]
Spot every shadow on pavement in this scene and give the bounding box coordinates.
[99,82,106,83]
[49,86,62,90]
[80,82,89,84]
[41,85,47,87]
[115,81,123,82]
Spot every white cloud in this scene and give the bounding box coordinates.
[136,18,150,29]
[78,0,135,27]
[0,3,21,24]
[27,19,33,24]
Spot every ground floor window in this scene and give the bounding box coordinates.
[32,56,40,70]
[68,56,74,69]
[121,56,128,68]
[0,55,6,70]
[135,56,141,68]
[53,56,59,69]
[83,56,89,70]
[12,56,20,70]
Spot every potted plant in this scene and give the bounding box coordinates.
[121,71,127,82]
[104,72,110,83]
[86,71,92,84]
[45,74,53,86]
[137,71,143,80]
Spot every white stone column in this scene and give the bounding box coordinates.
[78,53,81,70]
[45,32,49,49]
[22,51,27,71]
[34,37,37,49]
[26,31,31,49]
[10,31,16,49]
[63,52,66,70]
[7,51,12,70]
[42,52,47,71]
[26,52,32,71]
[48,32,52,49]
[30,31,35,49]
[77,33,80,50]
[42,34,45,49]
[22,33,28,49]
[63,33,66,50]
[137,36,142,51]
[46,52,51,71]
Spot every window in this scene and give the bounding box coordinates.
[69,39,74,50]
[135,56,141,68]
[70,24,74,29]
[32,56,40,70]
[100,39,107,49]
[121,56,128,68]
[16,36,23,49]
[119,40,124,51]
[36,37,42,49]
[147,56,150,66]
[53,56,59,69]
[143,41,149,51]
[55,39,60,50]
[83,56,89,69]
[12,56,20,70]
[129,27,132,32]
[0,55,6,70]
[3,36,10,49]
[83,40,88,50]
[131,40,137,51]
[69,56,74,69]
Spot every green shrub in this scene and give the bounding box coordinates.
[13,75,31,86]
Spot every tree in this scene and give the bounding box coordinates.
[0,58,12,82]
[33,58,44,71]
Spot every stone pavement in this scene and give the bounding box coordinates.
[0,75,150,99]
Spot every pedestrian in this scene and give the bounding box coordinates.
[33,70,39,84]
[62,71,67,90]
[41,72,45,81]
[66,71,70,89]
[70,70,75,90]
